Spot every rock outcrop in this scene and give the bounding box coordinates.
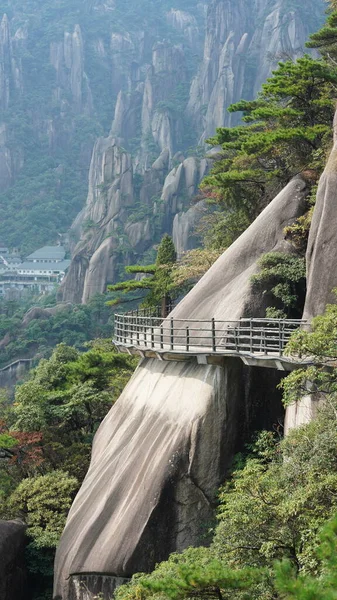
[303,109,337,321]
[58,0,323,304]
[187,0,323,142]
[0,15,24,192]
[50,25,93,116]
[0,520,27,600]
[170,176,308,325]
[60,145,208,303]
[54,175,307,599]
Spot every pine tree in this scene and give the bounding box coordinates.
[307,1,337,61]
[202,56,337,247]
[108,234,177,317]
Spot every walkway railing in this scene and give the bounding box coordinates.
[114,309,306,357]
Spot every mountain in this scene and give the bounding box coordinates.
[0,0,324,299]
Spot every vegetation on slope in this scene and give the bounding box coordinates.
[0,292,118,368]
[0,341,137,598]
[115,302,337,600]
[201,55,336,249]
[2,4,337,600]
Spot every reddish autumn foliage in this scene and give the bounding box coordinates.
[10,431,44,468]
[0,419,44,472]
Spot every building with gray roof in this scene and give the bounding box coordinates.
[26,245,66,263]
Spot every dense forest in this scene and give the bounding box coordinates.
[2,1,337,600]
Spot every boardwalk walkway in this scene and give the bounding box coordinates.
[113,310,311,372]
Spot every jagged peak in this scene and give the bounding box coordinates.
[0,13,10,38]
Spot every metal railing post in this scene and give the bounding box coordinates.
[151,320,155,349]
[234,327,239,352]
[212,318,216,352]
[264,328,268,354]
[112,312,307,362]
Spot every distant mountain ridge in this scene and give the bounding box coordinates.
[0,0,324,299]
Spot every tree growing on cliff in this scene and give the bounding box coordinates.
[116,410,337,600]
[202,55,337,247]
[115,512,337,600]
[281,299,337,407]
[307,1,337,61]
[108,234,177,317]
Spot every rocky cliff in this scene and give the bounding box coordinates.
[188,0,322,141]
[303,109,337,321]
[0,520,27,600]
[0,0,323,269]
[54,172,308,599]
[0,0,206,252]
[59,0,323,303]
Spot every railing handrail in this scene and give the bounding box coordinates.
[113,310,307,360]
[119,315,305,325]
[116,308,305,324]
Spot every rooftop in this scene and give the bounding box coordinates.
[17,260,71,272]
[26,245,66,261]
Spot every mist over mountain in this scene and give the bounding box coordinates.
[0,0,323,270]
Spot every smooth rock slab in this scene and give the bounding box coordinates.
[68,575,129,600]
[54,357,245,598]
[303,109,337,321]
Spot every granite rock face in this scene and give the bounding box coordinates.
[170,176,308,326]
[0,520,27,600]
[0,15,24,192]
[303,109,337,321]
[187,0,323,142]
[60,145,208,303]
[54,176,307,599]
[59,0,323,304]
[54,357,284,600]
[50,25,93,116]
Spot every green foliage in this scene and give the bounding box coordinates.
[117,409,337,600]
[116,546,267,600]
[8,469,78,595]
[171,248,224,289]
[202,55,336,247]
[108,234,177,314]
[9,470,78,548]
[307,3,337,61]
[274,514,337,599]
[11,342,137,444]
[251,253,306,318]
[0,292,118,368]
[156,234,176,267]
[0,341,137,512]
[284,207,315,253]
[0,337,137,596]
[213,421,337,577]
[281,300,337,405]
